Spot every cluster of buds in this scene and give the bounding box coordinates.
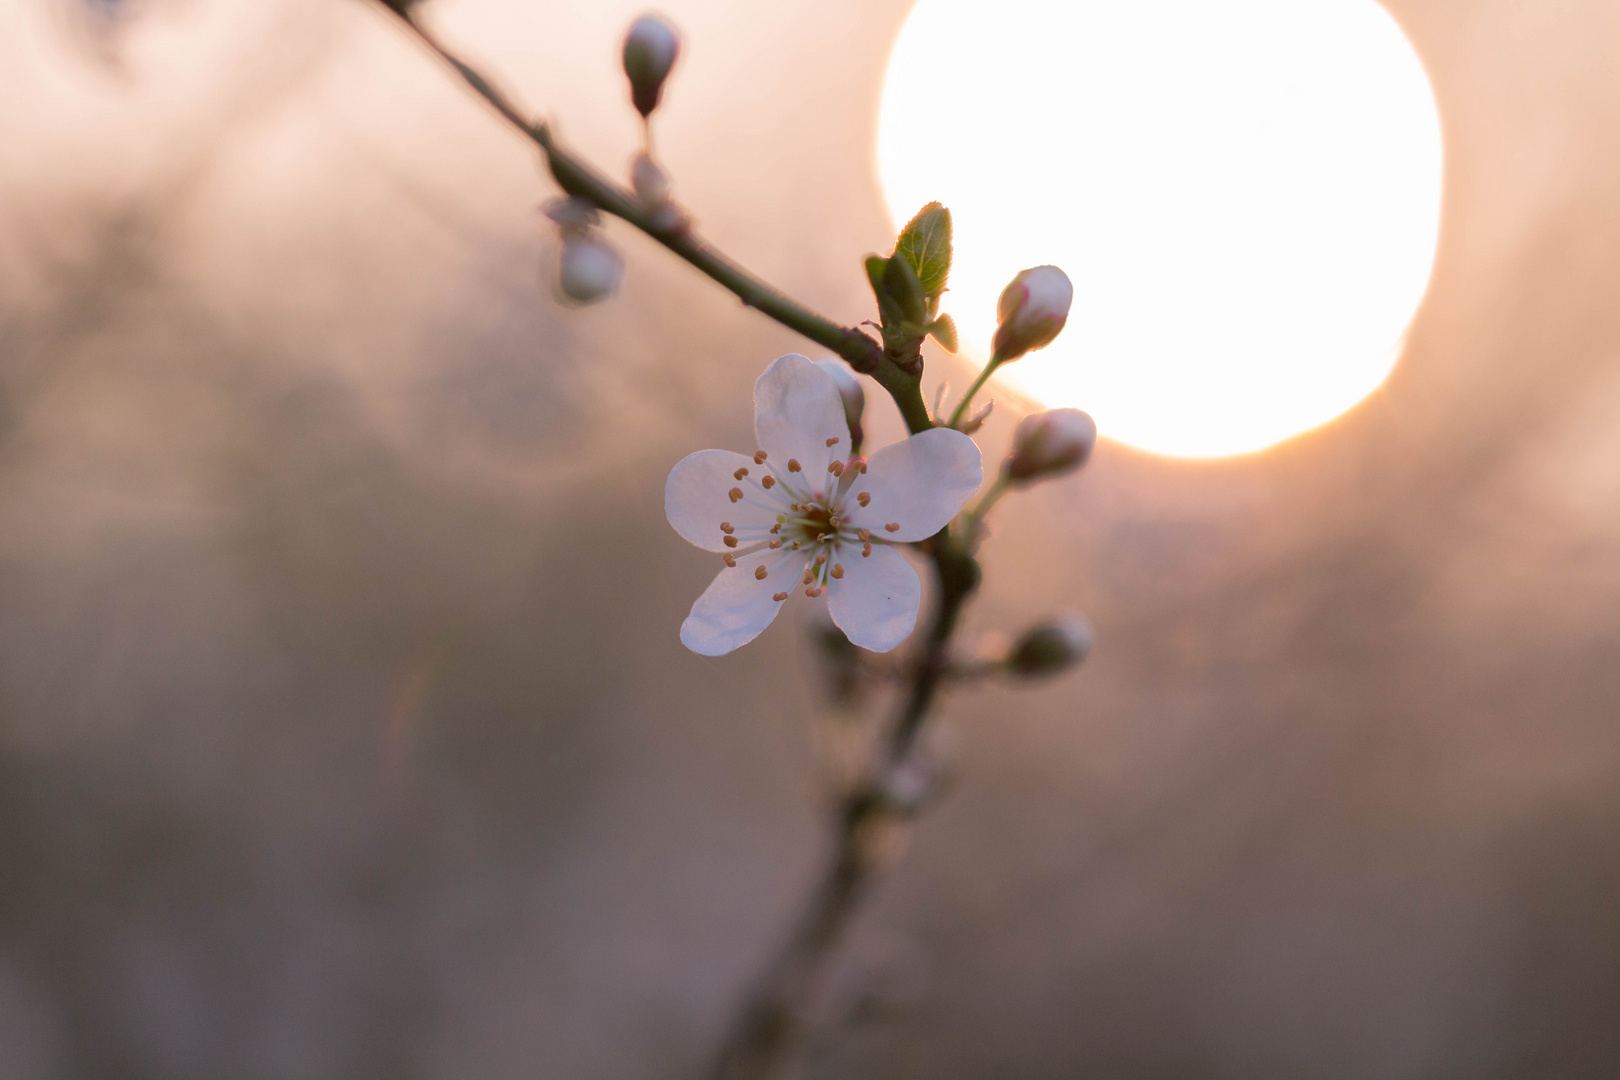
[545,197,622,305]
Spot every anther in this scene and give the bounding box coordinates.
[826,437,839,447]
[885,522,900,532]
[862,542,872,557]
[773,591,789,602]
[857,492,871,507]
[857,461,868,474]
[720,522,734,534]
[729,487,743,503]
[803,569,815,585]
[734,467,749,480]
[814,554,826,566]
[858,528,870,541]
[761,476,775,489]
[829,517,840,529]
[754,450,768,464]
[768,539,783,549]
[787,459,802,472]
[805,586,822,598]
[829,461,844,477]
[724,536,738,548]
[754,565,768,580]
[770,524,781,534]
[831,564,844,579]
[791,541,801,549]
[723,553,737,567]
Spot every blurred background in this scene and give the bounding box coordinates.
[3,0,1620,1076]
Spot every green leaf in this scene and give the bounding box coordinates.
[864,255,889,297]
[927,313,958,353]
[882,250,928,325]
[894,202,952,303]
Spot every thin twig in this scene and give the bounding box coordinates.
[370,0,935,433]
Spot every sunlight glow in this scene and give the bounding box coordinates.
[878,0,1443,458]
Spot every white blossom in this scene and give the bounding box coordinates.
[1004,408,1095,483]
[667,354,982,655]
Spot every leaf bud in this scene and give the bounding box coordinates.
[991,265,1072,362]
[622,15,680,119]
[813,359,866,449]
[1004,408,1095,484]
[557,235,623,305]
[1007,615,1093,678]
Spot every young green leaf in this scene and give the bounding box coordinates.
[895,202,952,302]
[882,250,928,325]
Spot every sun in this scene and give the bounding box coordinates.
[877,0,1443,459]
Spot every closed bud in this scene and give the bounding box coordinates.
[1007,615,1093,677]
[622,15,680,118]
[1004,408,1095,484]
[814,359,866,447]
[630,152,670,207]
[543,195,600,237]
[991,265,1072,362]
[557,235,623,304]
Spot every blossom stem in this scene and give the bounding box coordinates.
[371,1,935,435]
[947,354,1004,429]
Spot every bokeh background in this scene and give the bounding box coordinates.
[4,0,1620,1076]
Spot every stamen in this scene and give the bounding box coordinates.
[862,542,872,557]
[761,475,776,489]
[729,487,743,503]
[858,528,870,541]
[754,565,768,580]
[857,492,871,507]
[829,517,840,529]
[857,461,868,474]
[803,568,815,585]
[768,539,783,549]
[787,459,802,472]
[814,554,826,566]
[826,437,839,447]
[770,524,781,534]
[754,450,768,464]
[828,461,844,477]
[885,522,900,532]
[773,591,789,602]
[804,586,822,598]
[791,541,801,550]
[831,564,845,579]
[720,522,734,534]
[724,536,738,548]
[734,467,749,480]
[723,553,737,567]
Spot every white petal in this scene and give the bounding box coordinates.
[842,427,983,542]
[753,354,850,492]
[680,547,808,656]
[826,543,921,653]
[666,449,786,552]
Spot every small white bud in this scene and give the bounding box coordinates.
[1007,615,1092,677]
[814,359,866,446]
[991,265,1072,362]
[630,152,670,207]
[1004,408,1095,484]
[622,15,680,118]
[558,235,623,304]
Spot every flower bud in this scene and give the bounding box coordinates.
[814,359,866,448]
[630,152,670,207]
[622,15,680,118]
[543,195,600,237]
[1004,408,1095,484]
[991,265,1072,362]
[557,235,623,304]
[1007,615,1092,678]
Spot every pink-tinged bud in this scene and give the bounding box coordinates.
[1004,408,1095,484]
[543,196,599,237]
[1007,615,1092,677]
[991,265,1072,362]
[622,15,680,118]
[814,359,866,447]
[558,235,623,304]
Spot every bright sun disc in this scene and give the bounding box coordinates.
[878,0,1443,458]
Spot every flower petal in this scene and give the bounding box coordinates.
[753,354,850,492]
[666,449,786,552]
[680,547,808,656]
[825,543,921,652]
[843,427,983,542]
